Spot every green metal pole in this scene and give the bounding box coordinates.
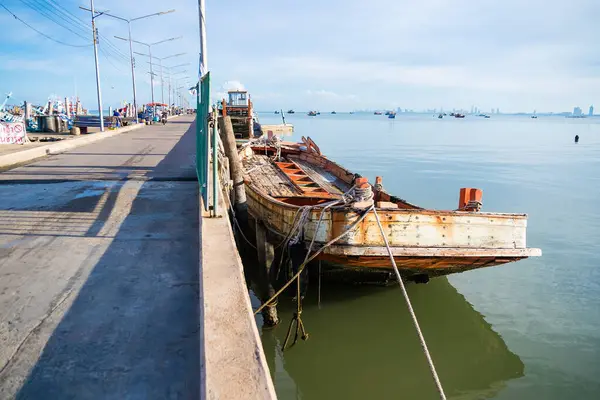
[212,108,219,217]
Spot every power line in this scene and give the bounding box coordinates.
[98,46,127,73]
[17,0,130,61]
[18,0,90,41]
[42,0,129,60]
[0,4,91,47]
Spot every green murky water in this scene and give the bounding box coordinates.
[249,113,600,399]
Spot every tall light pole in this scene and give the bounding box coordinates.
[89,0,104,131]
[116,36,182,118]
[80,8,175,123]
[199,0,207,76]
[163,63,189,107]
[174,76,190,108]
[135,52,185,106]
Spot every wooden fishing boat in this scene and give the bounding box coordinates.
[240,137,541,281]
[219,90,254,140]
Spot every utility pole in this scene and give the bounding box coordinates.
[199,0,207,75]
[85,8,175,123]
[90,0,104,131]
[116,36,181,120]
[127,22,137,121]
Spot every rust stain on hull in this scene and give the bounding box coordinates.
[240,139,541,278]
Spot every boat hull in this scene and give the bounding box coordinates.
[244,183,540,278]
[240,140,541,279]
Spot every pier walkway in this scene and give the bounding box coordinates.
[0,116,200,398]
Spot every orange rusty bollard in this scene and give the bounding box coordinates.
[352,177,373,208]
[458,188,483,211]
[355,177,369,188]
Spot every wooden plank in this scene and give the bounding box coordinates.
[323,246,542,258]
[290,156,351,194]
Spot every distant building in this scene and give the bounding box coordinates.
[573,106,583,116]
[589,105,594,116]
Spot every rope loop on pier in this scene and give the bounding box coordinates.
[372,207,447,400]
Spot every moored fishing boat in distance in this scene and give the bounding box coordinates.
[374,111,382,115]
[308,110,317,116]
[331,111,337,114]
[240,137,541,282]
[388,112,396,119]
[219,90,255,140]
[287,109,295,114]
[274,110,280,114]
[454,113,465,118]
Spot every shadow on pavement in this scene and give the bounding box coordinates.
[14,120,200,399]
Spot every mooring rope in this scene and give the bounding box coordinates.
[253,205,374,317]
[372,207,447,400]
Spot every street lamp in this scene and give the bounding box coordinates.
[134,52,185,106]
[87,0,104,131]
[79,7,175,123]
[115,36,182,118]
[174,77,190,108]
[162,63,189,106]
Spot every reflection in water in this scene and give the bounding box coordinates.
[257,278,523,400]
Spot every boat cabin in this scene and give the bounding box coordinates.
[219,90,254,139]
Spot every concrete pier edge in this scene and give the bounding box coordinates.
[0,116,180,170]
[199,180,277,399]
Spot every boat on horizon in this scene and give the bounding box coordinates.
[331,111,337,114]
[374,111,382,115]
[274,110,280,114]
[388,112,396,119]
[287,109,295,114]
[239,137,541,282]
[454,113,465,118]
[308,111,317,116]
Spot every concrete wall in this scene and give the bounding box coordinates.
[199,190,277,399]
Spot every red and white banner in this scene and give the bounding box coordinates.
[0,122,28,144]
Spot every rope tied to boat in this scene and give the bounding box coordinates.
[372,207,447,400]
[253,205,375,350]
[457,200,482,212]
[348,184,373,203]
[255,183,381,350]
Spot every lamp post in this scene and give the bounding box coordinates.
[174,76,190,108]
[162,64,189,108]
[80,7,175,123]
[134,52,185,106]
[88,0,104,131]
[115,36,182,119]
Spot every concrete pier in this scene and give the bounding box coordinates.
[0,116,275,399]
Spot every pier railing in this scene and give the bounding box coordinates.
[196,72,210,210]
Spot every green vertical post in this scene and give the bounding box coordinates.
[196,72,210,211]
[212,108,219,217]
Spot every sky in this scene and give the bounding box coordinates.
[1,0,599,113]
